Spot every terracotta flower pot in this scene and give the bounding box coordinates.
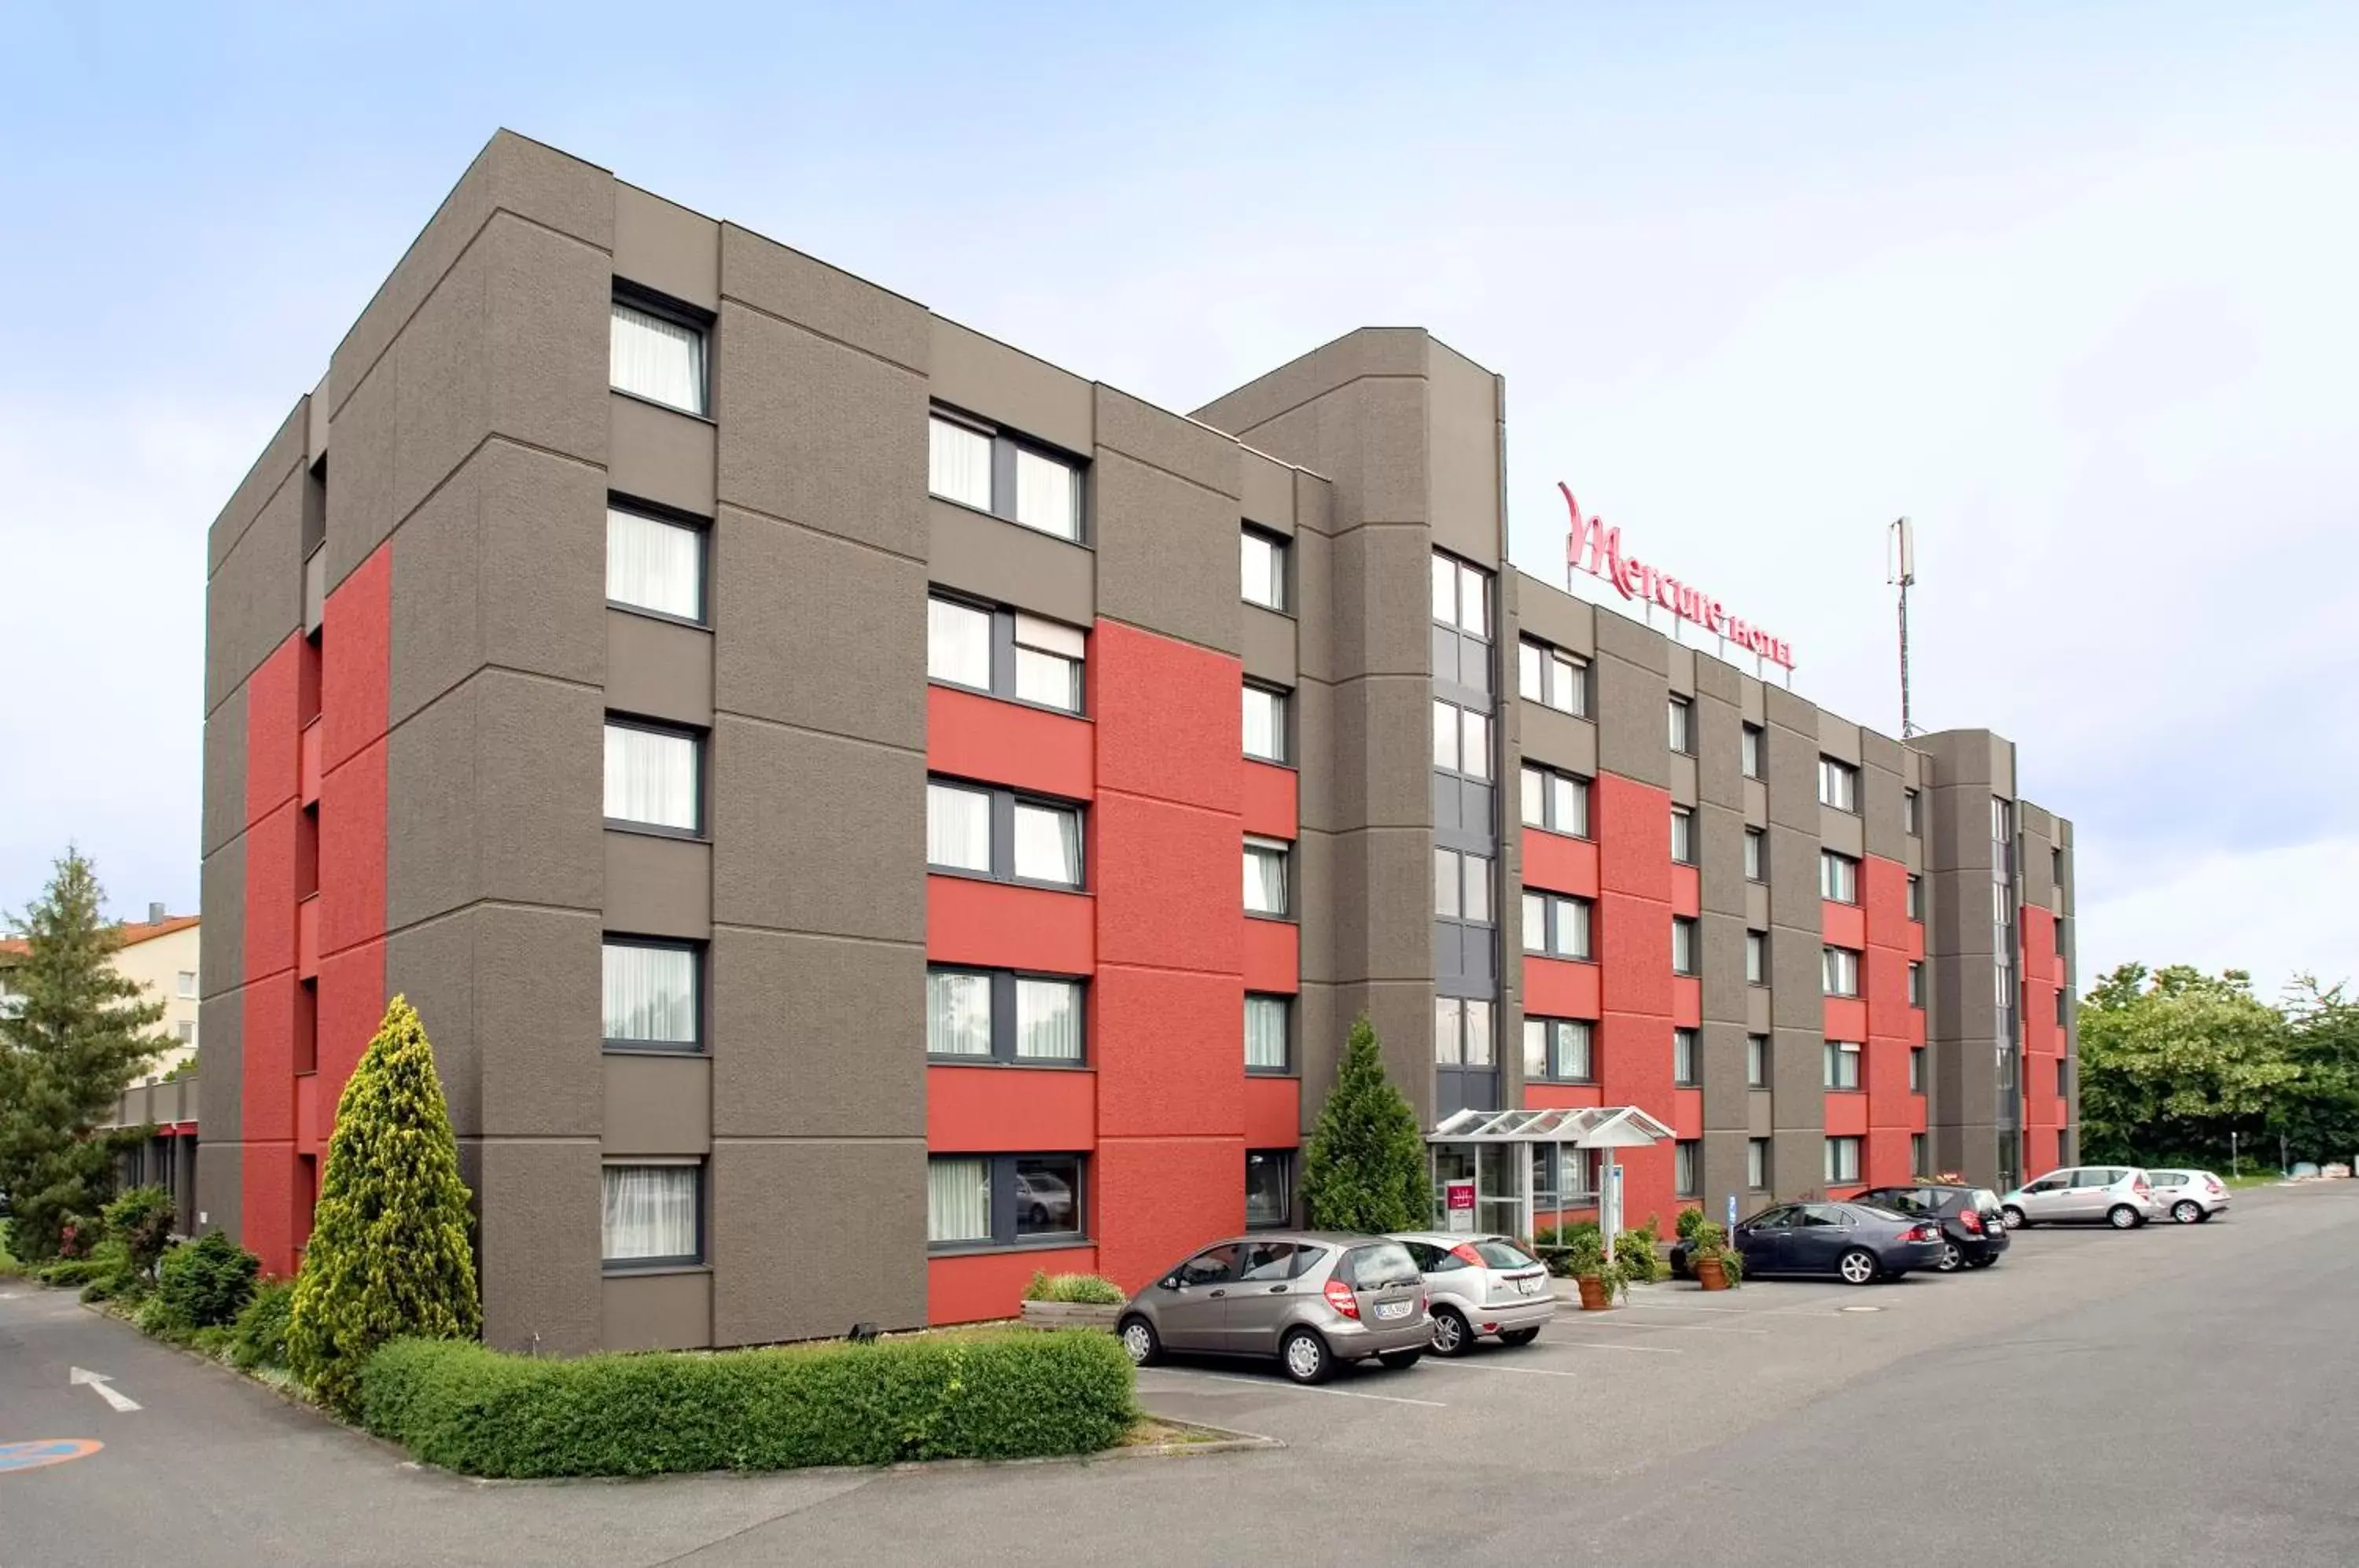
[1695,1257,1729,1291]
[1577,1275,1614,1310]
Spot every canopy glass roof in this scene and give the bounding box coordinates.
[1427,1105,1677,1148]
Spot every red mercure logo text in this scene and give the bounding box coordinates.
[1559,482,1795,670]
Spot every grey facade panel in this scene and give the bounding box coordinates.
[477,907,604,1141]
[477,1136,604,1357]
[929,318,1094,455]
[201,681,248,862]
[718,223,929,374]
[1820,804,1865,859]
[1698,804,1746,918]
[709,717,925,944]
[926,499,1095,628]
[1694,690,1744,810]
[603,832,712,941]
[195,992,243,1147]
[1093,451,1242,656]
[1326,678,1435,832]
[711,1139,928,1345]
[602,1054,712,1155]
[1096,384,1239,499]
[1241,605,1298,686]
[1191,326,1430,436]
[208,399,307,574]
[1239,449,1298,533]
[385,908,482,1139]
[711,929,923,1140]
[205,469,302,716]
[195,1143,241,1239]
[1593,644,1671,790]
[1423,341,1502,569]
[613,182,720,312]
[605,610,714,730]
[1518,705,1597,780]
[602,1270,713,1352]
[1511,575,1597,658]
[1765,714,1820,834]
[1328,524,1435,683]
[609,393,719,518]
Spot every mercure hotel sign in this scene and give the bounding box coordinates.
[1559,482,1796,671]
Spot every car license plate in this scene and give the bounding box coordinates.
[1376,1301,1411,1320]
[1517,1276,1540,1295]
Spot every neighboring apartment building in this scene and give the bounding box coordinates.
[0,905,201,1081]
[197,131,2076,1355]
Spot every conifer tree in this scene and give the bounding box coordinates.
[1300,1013,1430,1232]
[0,849,168,1259]
[288,995,480,1415]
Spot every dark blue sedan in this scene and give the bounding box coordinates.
[1732,1201,1948,1285]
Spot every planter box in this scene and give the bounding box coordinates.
[1021,1300,1124,1331]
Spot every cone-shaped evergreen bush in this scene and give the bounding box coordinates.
[1299,1013,1430,1232]
[288,995,480,1414]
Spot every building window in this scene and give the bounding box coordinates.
[1522,891,1593,960]
[1431,553,1489,637]
[1671,807,1697,866]
[1246,994,1291,1073]
[1820,851,1859,904]
[1012,615,1086,712]
[926,596,993,690]
[1824,1040,1863,1090]
[606,503,705,622]
[175,970,198,999]
[927,1153,1086,1248]
[1668,696,1695,755]
[927,595,1087,715]
[1907,874,1923,922]
[609,296,707,416]
[2055,919,2066,956]
[1433,848,1493,923]
[1520,764,1592,837]
[1674,1140,1699,1198]
[927,779,1085,888]
[2055,987,2068,1025]
[1517,637,1587,715]
[1910,963,1927,1008]
[1910,1045,1927,1093]
[1744,827,1766,882]
[1246,1150,1294,1228]
[1674,1028,1699,1086]
[2052,845,2064,886]
[1746,1034,1770,1088]
[1747,1138,1770,1191]
[926,968,992,1058]
[1818,757,1860,813]
[1912,1133,1930,1176]
[1432,698,1492,780]
[1904,789,1921,835]
[925,968,1085,1064]
[1433,997,1495,1067]
[604,720,701,834]
[1245,836,1291,917]
[929,412,1084,541]
[1673,916,1699,977]
[1823,945,1861,997]
[178,1019,197,1045]
[1241,527,1288,610]
[1522,1017,1594,1083]
[602,940,700,1051]
[1746,930,1768,986]
[602,1161,701,1267]
[1244,684,1290,763]
[1824,1136,1862,1185]
[1741,723,1764,779]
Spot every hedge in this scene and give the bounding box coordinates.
[359,1329,1136,1478]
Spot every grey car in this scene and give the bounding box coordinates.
[1119,1232,1430,1384]
[1390,1232,1553,1354]
[2146,1168,2231,1224]
[2000,1165,2161,1230]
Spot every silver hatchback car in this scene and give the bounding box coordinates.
[1390,1232,1553,1354]
[2146,1168,2231,1224]
[1119,1232,1430,1384]
[2000,1165,2162,1230]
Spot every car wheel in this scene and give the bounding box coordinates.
[1117,1316,1162,1368]
[1938,1242,1963,1272]
[2173,1200,2202,1224]
[1965,1253,1997,1269]
[1838,1249,1879,1286]
[1377,1349,1423,1371]
[1027,1204,1049,1226]
[1498,1327,1542,1347]
[1429,1306,1473,1356]
[1280,1327,1334,1385]
[2107,1204,2141,1230]
[2000,1205,2026,1230]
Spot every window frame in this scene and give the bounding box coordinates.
[1740,723,1765,779]
[1519,762,1592,838]
[601,937,705,1055]
[1522,890,1595,961]
[1909,1045,1927,1094]
[1433,996,1496,1068]
[1516,635,1588,715]
[1522,1015,1595,1084]
[926,777,1087,889]
[609,288,712,418]
[1674,1139,1700,1198]
[1907,874,1923,922]
[1746,1033,1770,1088]
[1819,849,1860,904]
[602,716,706,839]
[1904,788,1921,835]
[1747,1137,1770,1191]
[1668,696,1696,756]
[1670,807,1697,867]
[1745,929,1768,987]
[1824,1039,1864,1091]
[1910,962,1927,1008]
[1244,834,1293,919]
[1246,1148,1296,1229]
[1818,756,1860,813]
[605,496,710,627]
[1822,944,1862,997]
[1434,846,1494,926]
[1673,1027,1700,1087]
[1430,551,1490,639]
[1744,826,1766,882]
[926,965,1089,1067]
[600,1158,705,1272]
[929,407,1087,543]
[1243,682,1292,764]
[926,1151,1091,1253]
[1672,915,1700,977]
[175,970,198,999]
[926,592,1087,717]
[1825,1135,1863,1185]
[1242,526,1290,612]
[1244,992,1294,1075]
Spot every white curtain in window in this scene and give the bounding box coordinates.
[602,1165,698,1261]
[604,725,698,830]
[1242,532,1283,609]
[1521,766,1545,826]
[1562,1021,1592,1080]
[1433,997,1463,1065]
[1016,979,1082,1061]
[1014,648,1080,711]
[1522,893,1545,954]
[1013,803,1082,885]
[1463,1001,1493,1066]
[1244,687,1286,761]
[927,783,992,871]
[927,970,991,1056]
[1522,1019,1548,1079]
[1459,711,1491,780]
[1554,775,1588,837]
[606,509,701,620]
[1560,899,1591,959]
[1245,840,1288,915]
[609,303,705,414]
[602,944,695,1043]
[1461,855,1491,924]
[929,418,993,509]
[928,598,992,688]
[1013,449,1080,539]
[928,1156,992,1242]
[1518,640,1544,701]
[1245,995,1288,1069]
[1549,651,1581,713]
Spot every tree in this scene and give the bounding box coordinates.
[1299,1014,1429,1231]
[0,849,169,1259]
[2077,963,2297,1167]
[2276,978,2359,1165]
[288,995,480,1415]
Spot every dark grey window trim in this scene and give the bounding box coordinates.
[1671,806,1698,867]
[1245,1147,1297,1229]
[1741,722,1765,779]
[1522,890,1595,963]
[1746,1033,1772,1088]
[1746,930,1770,988]
[1668,695,1697,756]
[926,591,1088,718]
[1673,1027,1701,1088]
[1744,826,1768,883]
[929,404,1091,546]
[1516,634,1592,716]
[925,1151,1090,1253]
[599,1158,706,1273]
[611,282,716,421]
[925,965,1088,1067]
[1675,1139,1702,1198]
[1244,835,1294,921]
[602,715,707,839]
[606,492,712,628]
[1242,524,1292,613]
[1672,915,1701,977]
[926,776,1087,890]
[600,935,706,1055]
[1523,1014,1598,1085]
[1243,679,1294,764]
[1519,761,1595,840]
[1244,992,1295,1077]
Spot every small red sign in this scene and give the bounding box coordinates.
[1444,1180,1476,1211]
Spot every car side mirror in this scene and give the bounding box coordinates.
[1160,1277,1180,1291]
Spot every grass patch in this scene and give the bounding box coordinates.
[1119,1416,1232,1448]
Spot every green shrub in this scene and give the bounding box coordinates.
[360,1329,1136,1479]
[158,1232,260,1330]
[135,1290,183,1338]
[38,1246,123,1290]
[0,1220,23,1277]
[230,1281,296,1370]
[1533,1219,1602,1278]
[75,1239,142,1305]
[1024,1271,1126,1305]
[1616,1218,1666,1284]
[103,1187,177,1279]
[289,996,481,1415]
[1674,1205,1710,1244]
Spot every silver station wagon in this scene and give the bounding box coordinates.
[1118,1232,1431,1384]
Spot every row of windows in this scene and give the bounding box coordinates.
[1669,1136,1882,1196]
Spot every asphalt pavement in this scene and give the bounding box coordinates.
[3,1182,2354,1567]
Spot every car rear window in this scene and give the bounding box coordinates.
[1340,1242,1422,1290]
[1971,1190,2000,1211]
[2149,1171,2187,1186]
[1473,1239,1538,1270]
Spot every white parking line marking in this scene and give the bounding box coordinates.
[1616,1300,1761,1315]
[1141,1370,1448,1408]
[1555,1316,1769,1335]
[1419,1359,1606,1378]
[1524,1339,1684,1355]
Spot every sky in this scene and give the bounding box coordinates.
[1,2,2353,997]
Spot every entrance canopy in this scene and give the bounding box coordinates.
[1428,1105,1676,1150]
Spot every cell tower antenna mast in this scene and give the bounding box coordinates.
[1889,518,1917,738]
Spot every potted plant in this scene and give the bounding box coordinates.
[1686,1220,1743,1291]
[1562,1228,1621,1310]
[1018,1271,1128,1329]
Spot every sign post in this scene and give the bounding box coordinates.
[1444,1178,1477,1235]
[1603,1161,1624,1263]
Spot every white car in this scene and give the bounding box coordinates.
[2000,1165,2163,1230]
[1389,1232,1554,1355]
[2145,1169,2230,1224]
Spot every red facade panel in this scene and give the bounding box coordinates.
[1670,863,1700,918]
[1672,976,1702,1029]
[320,547,391,772]
[929,1246,1096,1327]
[1242,1075,1301,1149]
[1821,900,1866,953]
[1094,969,1243,1139]
[245,639,300,832]
[1595,772,1675,1229]
[1242,760,1297,840]
[927,878,1095,973]
[1523,1082,1606,1112]
[926,1065,1096,1153]
[1091,623,1239,811]
[1092,1136,1242,1292]
[926,685,1095,801]
[1243,917,1299,994]
[1824,996,1868,1041]
[1525,956,1602,1019]
[1093,793,1242,976]
[1673,1088,1703,1139]
[1521,828,1599,897]
[1824,1092,1869,1137]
